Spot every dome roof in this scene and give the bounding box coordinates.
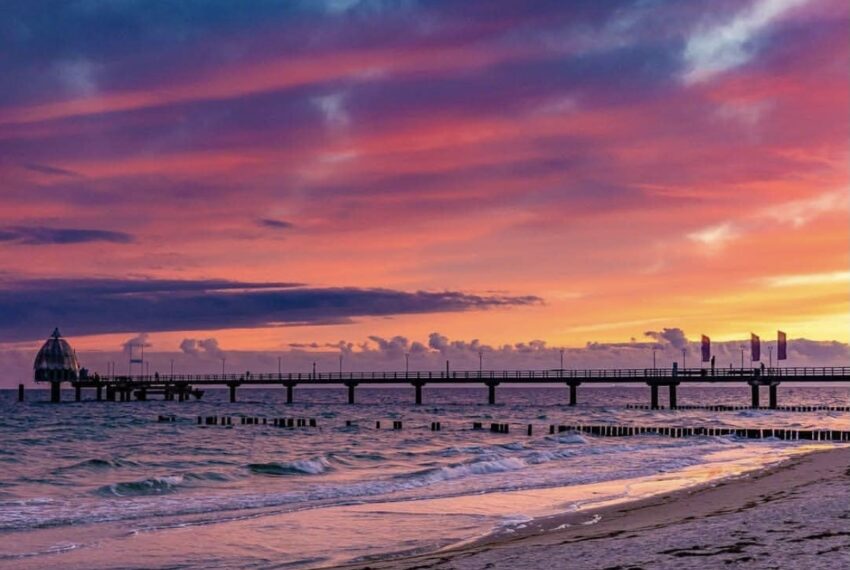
[34,328,80,382]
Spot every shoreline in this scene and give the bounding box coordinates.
[334,445,850,569]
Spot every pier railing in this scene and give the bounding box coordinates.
[89,366,850,385]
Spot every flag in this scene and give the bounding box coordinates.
[701,335,711,362]
[777,331,787,360]
[751,333,761,362]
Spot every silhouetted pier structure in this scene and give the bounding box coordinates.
[31,365,850,408]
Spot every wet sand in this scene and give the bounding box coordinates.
[336,446,850,569]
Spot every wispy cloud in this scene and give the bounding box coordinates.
[687,189,846,251]
[0,227,133,245]
[763,270,850,287]
[683,0,810,83]
[258,218,295,230]
[687,222,739,248]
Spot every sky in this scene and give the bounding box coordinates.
[1,0,848,382]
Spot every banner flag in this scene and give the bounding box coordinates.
[751,333,761,362]
[777,331,787,360]
[701,335,711,362]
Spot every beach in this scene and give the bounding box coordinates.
[340,446,850,569]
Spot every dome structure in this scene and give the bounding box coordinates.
[34,328,80,382]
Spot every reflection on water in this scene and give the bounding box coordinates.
[0,386,847,569]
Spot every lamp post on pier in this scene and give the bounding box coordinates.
[405,352,410,375]
[560,348,564,372]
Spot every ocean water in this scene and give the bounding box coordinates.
[0,385,847,569]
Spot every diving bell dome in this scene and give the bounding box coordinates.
[34,328,80,382]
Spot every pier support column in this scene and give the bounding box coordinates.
[568,382,580,406]
[75,384,81,402]
[50,381,62,403]
[413,382,424,405]
[750,382,760,409]
[649,383,659,409]
[486,381,499,405]
[345,382,357,405]
[137,389,147,401]
[96,385,102,401]
[18,384,24,402]
[284,382,295,404]
[668,383,678,410]
[228,383,238,403]
[769,382,779,409]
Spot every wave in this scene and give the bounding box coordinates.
[403,456,528,485]
[96,471,236,497]
[54,457,139,473]
[99,475,185,497]
[248,457,331,476]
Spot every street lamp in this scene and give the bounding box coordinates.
[478,349,483,376]
[768,346,773,369]
[652,348,657,370]
[278,356,282,375]
[221,357,226,376]
[740,346,745,370]
[339,354,343,375]
[560,348,564,371]
[405,352,410,375]
[682,348,686,370]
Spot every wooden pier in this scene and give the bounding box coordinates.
[28,365,850,408]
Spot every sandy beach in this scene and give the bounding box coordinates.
[337,446,850,569]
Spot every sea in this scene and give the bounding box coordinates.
[1,385,848,569]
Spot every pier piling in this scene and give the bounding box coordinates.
[486,381,499,405]
[650,384,659,409]
[568,382,579,406]
[17,384,24,402]
[751,382,760,409]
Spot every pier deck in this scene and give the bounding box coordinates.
[40,365,850,408]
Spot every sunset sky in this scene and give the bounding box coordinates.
[1,0,848,379]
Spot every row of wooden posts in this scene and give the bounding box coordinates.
[158,415,850,442]
[626,403,850,412]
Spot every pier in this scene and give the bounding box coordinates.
[30,365,850,408]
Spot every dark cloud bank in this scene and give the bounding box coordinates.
[0,277,540,342]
